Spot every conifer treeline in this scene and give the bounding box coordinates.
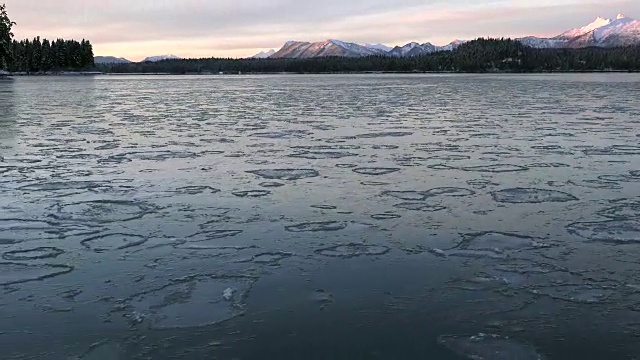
[8,38,94,73]
[97,38,640,74]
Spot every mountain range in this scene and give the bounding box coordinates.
[253,13,640,59]
[94,13,640,63]
[94,54,181,64]
[94,56,132,64]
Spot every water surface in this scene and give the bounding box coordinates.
[1,74,640,359]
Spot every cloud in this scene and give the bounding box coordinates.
[3,0,640,60]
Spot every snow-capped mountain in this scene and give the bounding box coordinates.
[557,16,612,40]
[438,40,467,51]
[142,55,181,62]
[264,13,640,59]
[523,13,640,48]
[252,49,276,59]
[391,42,443,57]
[270,40,387,58]
[269,37,473,59]
[363,43,392,52]
[94,56,132,64]
[517,37,567,48]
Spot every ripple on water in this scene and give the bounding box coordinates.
[0,262,74,285]
[466,179,498,189]
[438,333,544,360]
[382,187,476,200]
[187,230,244,241]
[373,144,400,150]
[371,213,402,220]
[251,130,312,139]
[247,168,320,181]
[285,221,348,233]
[49,200,155,223]
[347,131,413,139]
[104,150,198,163]
[0,219,59,244]
[456,232,545,254]
[463,164,529,173]
[567,220,640,244]
[568,179,623,190]
[361,181,390,186]
[597,202,640,219]
[172,186,221,195]
[250,252,294,265]
[531,285,615,304]
[18,181,109,192]
[76,341,123,360]
[426,154,471,161]
[259,181,285,188]
[81,233,147,252]
[352,167,401,176]
[527,162,571,168]
[3,247,65,260]
[232,190,271,197]
[581,145,640,156]
[492,188,578,204]
[123,275,255,330]
[311,205,338,210]
[0,166,15,174]
[383,191,428,201]
[336,164,358,169]
[393,203,447,212]
[289,151,357,159]
[424,187,476,197]
[315,243,390,258]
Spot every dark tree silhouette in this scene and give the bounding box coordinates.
[0,3,15,70]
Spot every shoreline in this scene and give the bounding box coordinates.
[98,69,640,75]
[6,71,103,76]
[3,70,639,77]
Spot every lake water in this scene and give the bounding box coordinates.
[1,74,640,359]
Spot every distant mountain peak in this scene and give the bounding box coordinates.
[362,43,392,52]
[143,54,180,62]
[524,12,639,48]
[251,49,276,59]
[556,16,612,39]
[94,56,132,64]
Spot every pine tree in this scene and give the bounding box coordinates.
[0,3,16,70]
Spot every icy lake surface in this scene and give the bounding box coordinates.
[1,74,640,359]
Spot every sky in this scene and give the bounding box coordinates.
[3,0,640,61]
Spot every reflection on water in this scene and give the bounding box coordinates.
[0,80,16,142]
[1,74,640,359]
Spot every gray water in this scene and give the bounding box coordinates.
[1,74,640,359]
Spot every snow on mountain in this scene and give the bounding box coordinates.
[389,42,441,57]
[143,55,180,62]
[94,56,132,64]
[271,39,386,58]
[517,37,567,48]
[251,49,276,59]
[522,13,640,49]
[269,14,640,58]
[388,42,420,57]
[363,43,392,52]
[438,40,467,51]
[557,16,612,39]
[592,14,640,42]
[328,39,387,56]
